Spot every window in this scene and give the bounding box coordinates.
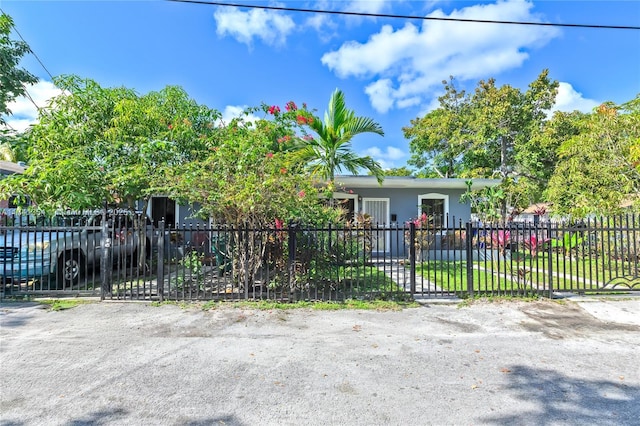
[418,193,449,226]
[331,193,358,222]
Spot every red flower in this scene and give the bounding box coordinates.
[280,167,287,174]
[268,105,280,115]
[296,115,306,125]
[285,101,297,111]
[298,190,306,198]
[275,218,284,230]
[266,152,274,159]
[168,124,173,130]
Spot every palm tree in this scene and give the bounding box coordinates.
[293,89,385,188]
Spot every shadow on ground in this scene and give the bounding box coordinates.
[479,365,639,425]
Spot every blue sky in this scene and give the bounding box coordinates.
[2,0,639,169]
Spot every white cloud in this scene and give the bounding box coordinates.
[363,145,406,169]
[364,79,395,113]
[217,105,260,127]
[347,0,389,15]
[321,0,560,113]
[214,6,295,47]
[2,81,61,132]
[304,13,339,42]
[552,82,600,113]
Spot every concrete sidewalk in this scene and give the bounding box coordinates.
[567,296,640,326]
[1,297,639,425]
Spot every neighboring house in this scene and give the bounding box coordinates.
[514,202,552,224]
[333,175,500,226]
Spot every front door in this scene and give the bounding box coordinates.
[362,198,389,253]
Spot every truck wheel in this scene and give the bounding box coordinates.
[56,252,84,289]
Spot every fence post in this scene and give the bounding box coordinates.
[546,220,553,298]
[157,220,165,302]
[288,221,298,299]
[100,210,111,300]
[409,222,416,294]
[243,224,249,300]
[466,221,474,298]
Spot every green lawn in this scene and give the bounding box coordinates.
[417,254,640,294]
[305,265,403,296]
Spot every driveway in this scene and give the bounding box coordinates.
[1,297,639,425]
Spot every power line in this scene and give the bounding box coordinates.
[167,0,640,30]
[19,84,43,113]
[0,7,57,81]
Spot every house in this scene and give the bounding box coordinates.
[151,176,500,227]
[331,176,500,257]
[148,176,501,256]
[332,175,500,226]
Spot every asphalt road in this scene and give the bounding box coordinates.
[1,297,639,426]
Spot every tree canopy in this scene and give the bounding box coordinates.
[404,70,558,211]
[0,75,221,215]
[0,12,37,125]
[164,106,338,228]
[545,96,640,216]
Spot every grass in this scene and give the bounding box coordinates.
[151,299,418,311]
[307,265,400,291]
[417,260,538,295]
[38,298,95,311]
[417,253,639,294]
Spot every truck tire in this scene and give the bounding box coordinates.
[56,251,84,289]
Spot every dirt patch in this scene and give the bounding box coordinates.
[519,301,640,339]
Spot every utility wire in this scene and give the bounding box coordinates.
[1,7,65,125]
[0,7,56,81]
[19,84,43,113]
[167,0,640,30]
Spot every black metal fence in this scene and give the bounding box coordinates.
[1,213,638,301]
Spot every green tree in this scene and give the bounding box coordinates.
[545,97,640,217]
[105,84,221,216]
[404,77,471,178]
[164,111,339,286]
[0,12,37,125]
[292,89,385,191]
[0,141,16,161]
[167,107,336,227]
[382,166,414,177]
[2,76,134,212]
[405,70,559,217]
[0,75,220,215]
[517,110,585,202]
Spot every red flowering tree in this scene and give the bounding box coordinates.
[163,107,340,284]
